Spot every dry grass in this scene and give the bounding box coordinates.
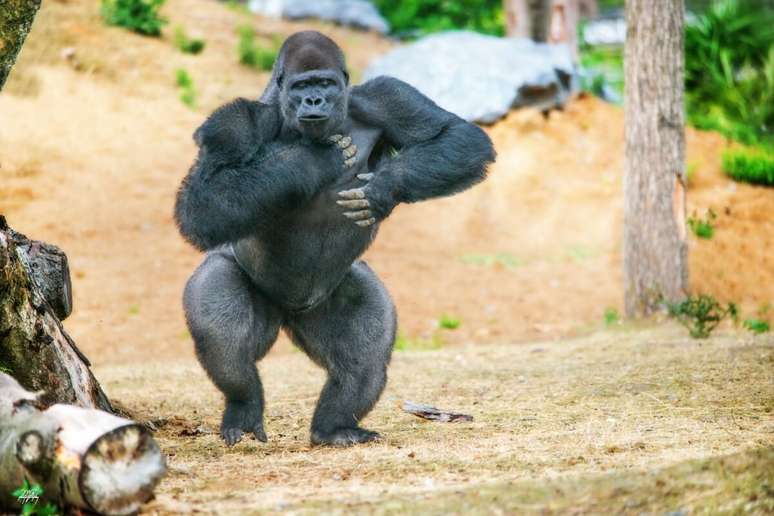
[96,326,774,514]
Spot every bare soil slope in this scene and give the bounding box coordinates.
[1,0,772,366]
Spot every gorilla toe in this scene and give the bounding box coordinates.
[220,399,266,446]
[311,427,382,447]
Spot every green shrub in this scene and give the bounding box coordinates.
[687,209,717,239]
[743,319,770,334]
[174,25,206,55]
[685,0,774,148]
[666,294,737,339]
[603,307,620,326]
[373,0,504,37]
[101,0,167,37]
[439,314,461,330]
[722,147,774,186]
[175,68,196,108]
[237,26,277,71]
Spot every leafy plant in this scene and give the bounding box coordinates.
[687,208,717,239]
[373,0,504,38]
[685,0,774,148]
[237,26,277,71]
[579,45,623,103]
[175,68,196,108]
[439,314,461,330]
[604,308,620,326]
[174,26,206,55]
[722,147,774,186]
[743,319,770,334]
[12,479,59,515]
[101,0,167,37]
[666,294,737,339]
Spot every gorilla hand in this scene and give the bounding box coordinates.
[328,134,357,168]
[336,172,397,227]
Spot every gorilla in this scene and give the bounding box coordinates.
[174,31,495,447]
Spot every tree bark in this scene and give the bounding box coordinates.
[0,374,166,515]
[504,0,582,60]
[0,0,42,90]
[0,216,112,410]
[623,0,688,317]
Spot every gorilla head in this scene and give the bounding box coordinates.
[272,31,350,142]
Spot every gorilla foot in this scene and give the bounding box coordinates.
[311,427,382,447]
[220,399,266,447]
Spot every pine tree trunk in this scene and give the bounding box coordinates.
[0,0,42,90]
[623,0,688,317]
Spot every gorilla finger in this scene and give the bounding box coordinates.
[355,218,377,227]
[344,157,357,168]
[343,209,373,220]
[343,144,357,158]
[336,199,370,209]
[338,188,365,200]
[336,135,352,148]
[357,173,374,181]
[328,134,343,143]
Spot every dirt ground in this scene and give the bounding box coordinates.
[98,326,773,514]
[1,0,773,513]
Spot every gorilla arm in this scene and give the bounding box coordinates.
[343,76,496,223]
[174,98,346,251]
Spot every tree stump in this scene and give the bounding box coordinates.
[0,373,167,514]
[0,216,111,410]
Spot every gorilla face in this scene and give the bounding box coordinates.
[280,69,348,142]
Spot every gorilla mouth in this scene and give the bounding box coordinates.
[299,114,329,122]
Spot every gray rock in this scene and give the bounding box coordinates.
[364,31,577,124]
[248,0,390,34]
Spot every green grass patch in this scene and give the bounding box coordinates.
[459,253,522,269]
[687,208,717,239]
[438,314,461,330]
[603,307,619,326]
[101,0,167,37]
[174,25,206,55]
[237,26,277,71]
[175,68,196,108]
[723,147,774,186]
[394,333,443,351]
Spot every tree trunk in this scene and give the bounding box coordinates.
[504,0,581,60]
[0,216,112,410]
[623,0,688,317]
[0,374,166,515]
[0,0,42,90]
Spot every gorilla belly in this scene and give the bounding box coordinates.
[232,120,382,312]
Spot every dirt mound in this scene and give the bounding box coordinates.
[1,0,771,365]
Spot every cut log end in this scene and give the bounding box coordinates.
[16,431,45,466]
[79,425,166,515]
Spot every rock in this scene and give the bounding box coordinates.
[364,31,577,124]
[248,0,389,34]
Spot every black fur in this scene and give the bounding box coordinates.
[174,31,495,447]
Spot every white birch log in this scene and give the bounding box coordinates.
[0,373,166,515]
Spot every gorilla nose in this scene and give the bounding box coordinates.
[304,96,324,107]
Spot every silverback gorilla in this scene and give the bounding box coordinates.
[174,31,495,447]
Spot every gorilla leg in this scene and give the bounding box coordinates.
[183,250,282,446]
[286,261,397,446]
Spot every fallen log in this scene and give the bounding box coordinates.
[0,216,110,409]
[402,401,474,422]
[0,373,167,514]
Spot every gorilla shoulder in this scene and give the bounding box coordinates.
[193,98,282,167]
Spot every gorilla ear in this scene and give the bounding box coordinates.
[276,72,284,88]
[342,69,349,85]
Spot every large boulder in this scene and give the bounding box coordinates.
[248,0,390,34]
[364,31,577,124]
